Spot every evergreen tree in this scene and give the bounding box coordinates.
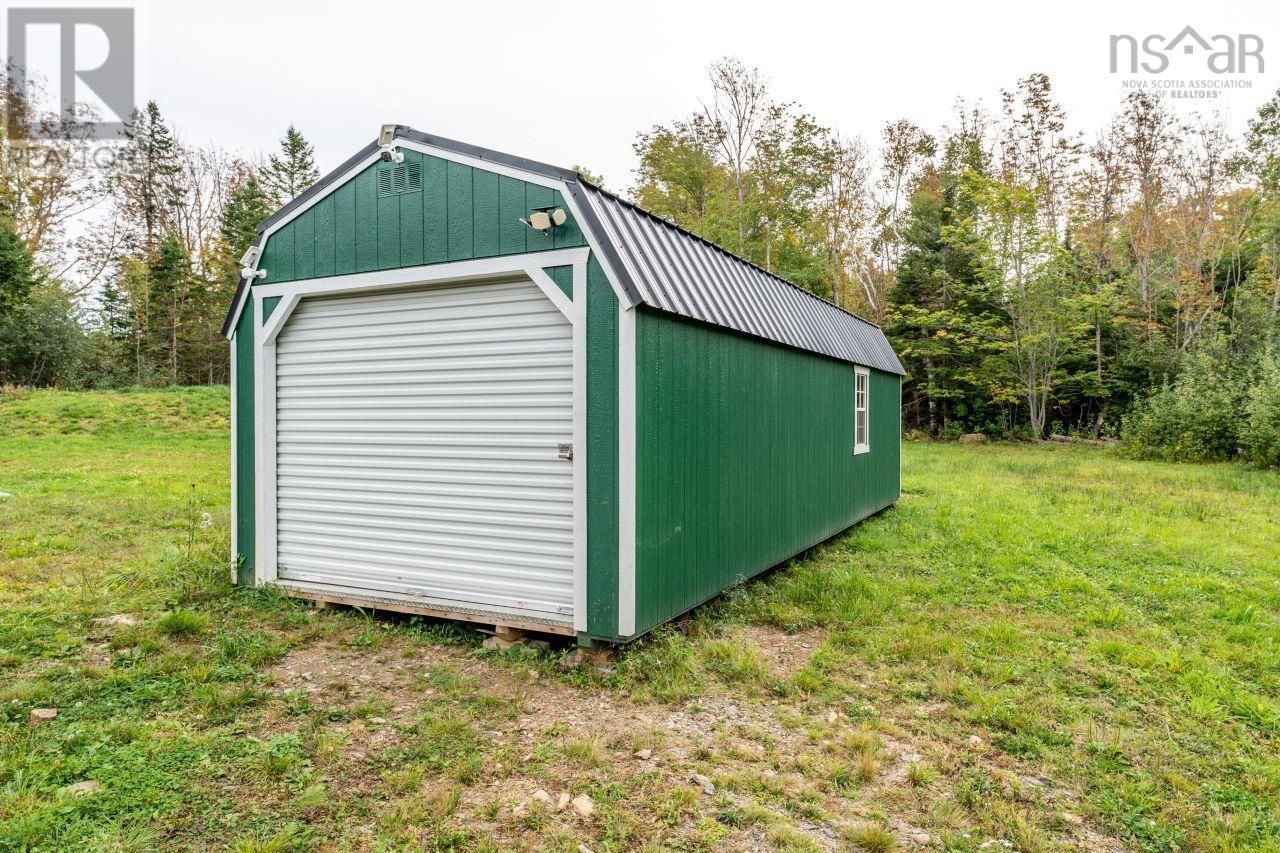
[886,136,1006,435]
[218,174,273,277]
[185,172,273,383]
[0,215,39,315]
[147,231,191,384]
[115,101,184,251]
[91,275,134,383]
[96,277,133,342]
[261,126,319,206]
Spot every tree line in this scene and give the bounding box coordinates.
[2,59,1278,464]
[1,66,317,388]
[629,59,1280,464]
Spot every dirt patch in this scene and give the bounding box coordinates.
[736,624,826,678]
[249,627,1127,850]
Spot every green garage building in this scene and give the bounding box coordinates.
[224,126,904,646]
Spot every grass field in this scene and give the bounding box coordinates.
[2,387,1279,851]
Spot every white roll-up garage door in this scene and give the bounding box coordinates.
[272,277,575,624]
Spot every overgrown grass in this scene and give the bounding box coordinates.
[620,440,1280,850]
[2,387,1279,850]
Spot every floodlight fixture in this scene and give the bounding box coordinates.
[378,123,404,163]
[521,206,567,232]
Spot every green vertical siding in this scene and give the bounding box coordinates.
[234,301,255,586]
[261,295,280,321]
[632,308,901,637]
[258,157,586,286]
[544,265,573,299]
[585,256,619,638]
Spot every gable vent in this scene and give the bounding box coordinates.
[377,162,422,196]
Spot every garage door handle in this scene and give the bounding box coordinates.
[558,443,573,461]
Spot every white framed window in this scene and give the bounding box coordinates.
[854,367,870,455]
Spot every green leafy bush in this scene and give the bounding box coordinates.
[1242,351,1280,469]
[1122,343,1248,463]
[0,284,89,387]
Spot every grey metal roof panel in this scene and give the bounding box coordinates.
[579,183,905,375]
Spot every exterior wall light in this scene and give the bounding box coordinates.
[378,123,404,163]
[521,207,567,231]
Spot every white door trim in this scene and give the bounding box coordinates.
[253,251,589,633]
[260,293,301,345]
[516,266,575,322]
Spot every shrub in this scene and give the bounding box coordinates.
[0,284,89,387]
[1242,351,1280,469]
[1121,342,1248,462]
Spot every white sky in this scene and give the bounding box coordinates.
[12,0,1280,189]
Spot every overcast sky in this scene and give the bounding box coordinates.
[16,0,1280,187]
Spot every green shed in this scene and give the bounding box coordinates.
[223,126,905,647]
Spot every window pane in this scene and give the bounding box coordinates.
[855,370,869,450]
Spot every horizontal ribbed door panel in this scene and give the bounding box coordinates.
[274,278,574,622]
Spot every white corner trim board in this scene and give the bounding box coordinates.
[571,261,588,633]
[617,299,637,637]
[230,337,238,574]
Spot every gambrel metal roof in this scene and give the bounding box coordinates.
[577,183,904,375]
[224,126,905,376]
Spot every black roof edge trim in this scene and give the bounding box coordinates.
[220,230,264,339]
[392,126,581,183]
[560,177,641,306]
[254,140,382,236]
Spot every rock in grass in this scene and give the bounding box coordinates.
[556,791,571,812]
[633,748,652,760]
[61,780,101,797]
[959,433,988,443]
[691,773,715,795]
[28,708,56,726]
[570,793,595,818]
[531,789,552,806]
